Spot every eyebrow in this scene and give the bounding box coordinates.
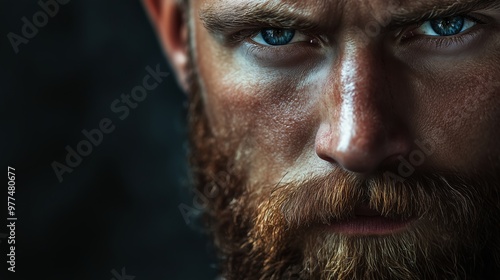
[390,0,500,26]
[200,2,324,35]
[200,0,500,35]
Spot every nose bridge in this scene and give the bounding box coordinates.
[337,42,387,151]
[316,40,408,173]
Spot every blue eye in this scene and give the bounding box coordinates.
[250,28,304,46]
[417,16,477,36]
[260,28,296,45]
[430,17,465,36]
[250,28,314,46]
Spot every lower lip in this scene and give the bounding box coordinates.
[328,216,412,236]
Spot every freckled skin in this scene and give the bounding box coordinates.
[191,0,500,181]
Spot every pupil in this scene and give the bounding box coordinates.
[261,29,295,46]
[430,16,465,36]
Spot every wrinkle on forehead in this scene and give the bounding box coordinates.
[201,0,333,14]
[200,0,500,22]
[200,0,337,23]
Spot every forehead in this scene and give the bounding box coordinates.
[197,0,499,24]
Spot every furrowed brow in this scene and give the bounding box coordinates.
[200,2,321,35]
[199,0,500,36]
[390,0,500,27]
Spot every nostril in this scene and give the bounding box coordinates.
[315,127,411,174]
[377,153,408,172]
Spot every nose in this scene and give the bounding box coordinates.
[315,42,410,174]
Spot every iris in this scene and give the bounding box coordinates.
[430,16,465,36]
[261,29,296,45]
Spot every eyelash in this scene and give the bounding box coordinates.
[398,14,489,50]
[401,15,484,38]
[230,29,321,48]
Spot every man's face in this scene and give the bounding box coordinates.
[162,0,500,279]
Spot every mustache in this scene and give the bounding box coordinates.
[255,169,489,232]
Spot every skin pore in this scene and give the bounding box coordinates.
[144,0,500,279]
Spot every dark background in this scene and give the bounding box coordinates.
[1,1,217,279]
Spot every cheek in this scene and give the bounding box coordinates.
[201,65,322,171]
[410,59,500,171]
[194,21,328,172]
